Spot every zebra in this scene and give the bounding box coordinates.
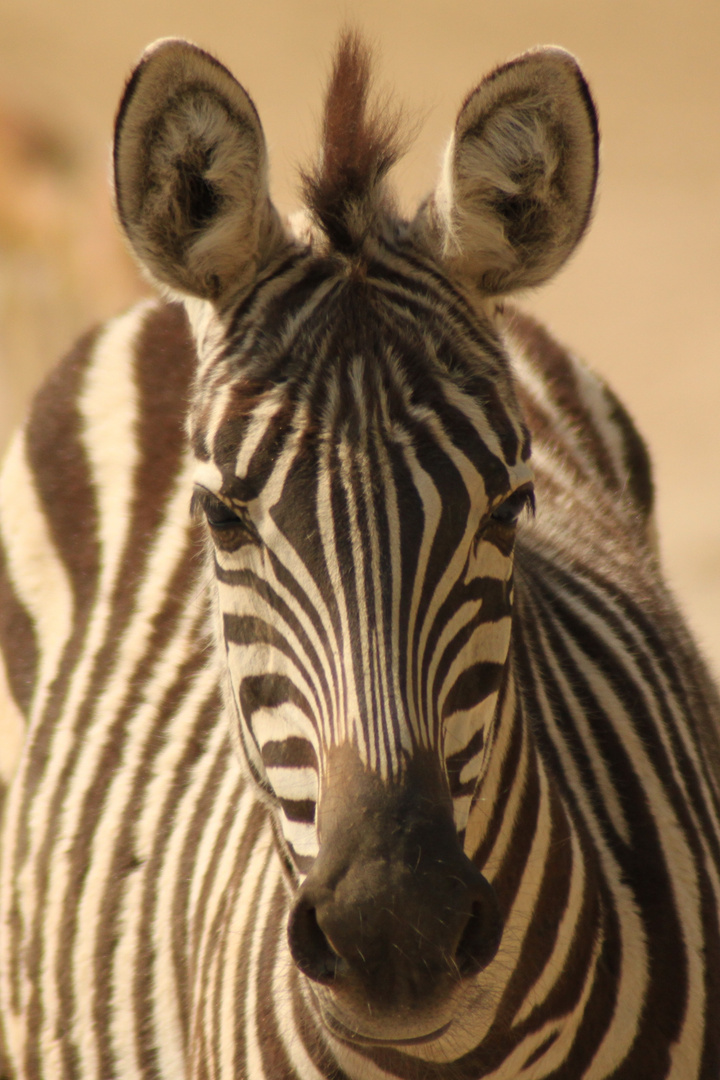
[1,27,719,1079]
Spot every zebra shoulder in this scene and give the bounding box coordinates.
[0,299,196,793]
[502,307,655,524]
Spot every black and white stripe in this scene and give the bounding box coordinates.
[1,32,719,1080]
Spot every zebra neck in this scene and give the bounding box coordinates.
[451,647,609,1051]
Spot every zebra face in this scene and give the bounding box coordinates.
[114,33,597,1049]
[188,316,532,1039]
[188,282,535,872]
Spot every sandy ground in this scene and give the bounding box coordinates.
[0,0,718,678]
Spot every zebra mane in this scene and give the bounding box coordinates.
[301,31,409,253]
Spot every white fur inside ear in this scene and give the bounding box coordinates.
[433,47,598,295]
[114,38,286,300]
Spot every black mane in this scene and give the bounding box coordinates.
[300,30,409,253]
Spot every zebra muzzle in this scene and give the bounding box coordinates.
[286,745,502,1024]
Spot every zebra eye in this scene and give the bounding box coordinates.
[488,484,535,527]
[191,487,259,549]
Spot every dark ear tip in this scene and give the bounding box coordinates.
[114,39,194,163]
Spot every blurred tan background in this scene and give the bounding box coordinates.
[0,0,718,677]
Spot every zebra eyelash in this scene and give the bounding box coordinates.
[191,486,260,546]
[487,483,536,528]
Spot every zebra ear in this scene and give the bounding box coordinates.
[114,38,287,301]
[425,47,598,295]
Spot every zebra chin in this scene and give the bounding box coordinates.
[285,743,503,1045]
[291,937,499,1054]
[311,992,456,1049]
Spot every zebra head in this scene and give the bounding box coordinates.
[114,34,597,1051]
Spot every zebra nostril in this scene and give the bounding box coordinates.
[288,900,338,985]
[455,887,503,978]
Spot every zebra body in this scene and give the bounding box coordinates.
[1,33,719,1080]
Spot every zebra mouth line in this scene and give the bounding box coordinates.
[323,1011,453,1047]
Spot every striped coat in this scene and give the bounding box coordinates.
[1,31,719,1080]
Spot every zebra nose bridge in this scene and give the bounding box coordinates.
[286,745,502,1000]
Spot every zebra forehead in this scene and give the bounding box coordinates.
[187,273,528,484]
[203,388,524,513]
